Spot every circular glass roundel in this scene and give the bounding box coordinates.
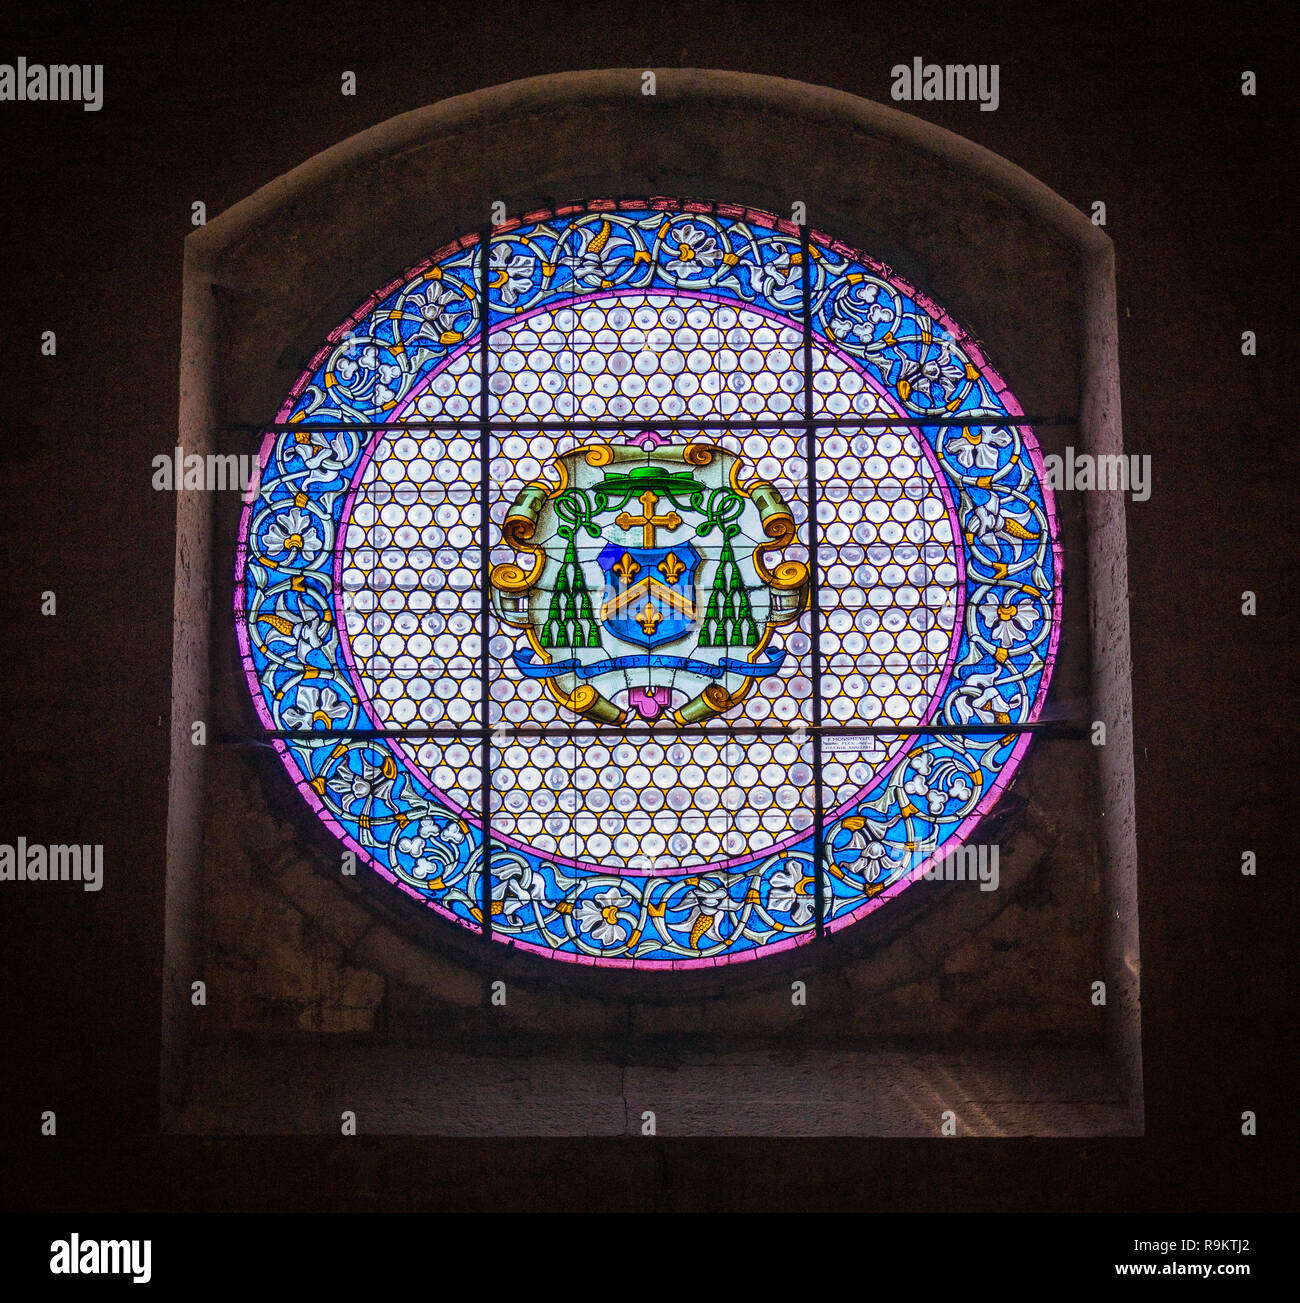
[236,199,1061,969]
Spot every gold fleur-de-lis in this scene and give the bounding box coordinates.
[658,551,687,584]
[635,602,663,635]
[612,552,641,583]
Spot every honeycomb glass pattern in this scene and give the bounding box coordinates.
[237,199,1061,967]
[341,297,961,872]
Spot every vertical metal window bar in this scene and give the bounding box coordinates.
[477,226,493,938]
[800,222,827,941]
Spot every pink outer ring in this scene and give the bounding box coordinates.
[234,209,1063,968]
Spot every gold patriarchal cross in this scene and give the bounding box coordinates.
[615,490,682,548]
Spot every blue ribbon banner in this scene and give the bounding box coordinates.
[512,647,787,680]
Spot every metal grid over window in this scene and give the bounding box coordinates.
[235,199,1063,967]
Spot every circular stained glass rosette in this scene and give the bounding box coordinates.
[236,200,1062,969]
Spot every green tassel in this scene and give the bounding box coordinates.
[699,538,758,648]
[542,535,599,649]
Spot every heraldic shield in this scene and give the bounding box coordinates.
[489,439,810,726]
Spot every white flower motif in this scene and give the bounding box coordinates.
[411,282,466,341]
[769,864,815,924]
[831,814,906,886]
[560,244,620,282]
[489,247,535,305]
[664,223,721,277]
[493,861,546,920]
[951,671,1026,725]
[967,497,1034,543]
[296,431,353,487]
[327,757,395,809]
[979,594,1039,648]
[263,595,336,663]
[859,836,907,884]
[901,755,974,813]
[897,346,966,405]
[439,820,468,847]
[852,281,894,313]
[829,281,894,337]
[827,289,893,339]
[948,425,1012,470]
[576,887,634,945]
[678,878,742,948]
[751,251,801,298]
[263,507,323,563]
[332,345,401,392]
[947,775,974,804]
[394,839,438,879]
[282,684,349,730]
[904,752,953,816]
[395,817,467,879]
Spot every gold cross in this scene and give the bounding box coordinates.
[615,490,682,549]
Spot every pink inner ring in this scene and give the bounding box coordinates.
[334,289,968,877]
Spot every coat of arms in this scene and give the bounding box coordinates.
[489,438,809,725]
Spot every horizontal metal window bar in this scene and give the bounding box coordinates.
[229,414,1077,434]
[342,483,980,502]
[269,656,952,671]
[236,720,1078,742]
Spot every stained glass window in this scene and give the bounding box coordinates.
[236,199,1061,968]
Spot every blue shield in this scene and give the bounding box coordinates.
[598,541,701,648]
